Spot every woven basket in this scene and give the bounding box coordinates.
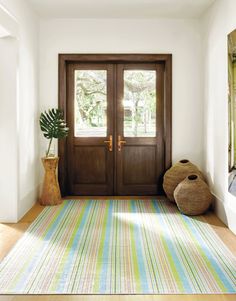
[163,159,204,202]
[174,174,213,216]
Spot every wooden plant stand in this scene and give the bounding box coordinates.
[40,157,62,206]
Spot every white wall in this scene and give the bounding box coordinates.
[0,36,18,221]
[202,0,236,234]
[39,18,204,170]
[0,0,39,222]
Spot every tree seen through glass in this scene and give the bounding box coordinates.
[74,70,107,137]
[123,70,156,137]
[74,69,156,138]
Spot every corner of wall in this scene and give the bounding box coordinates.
[0,0,40,223]
[213,193,236,235]
[201,0,236,235]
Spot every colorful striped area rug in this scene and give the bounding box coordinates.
[0,199,235,294]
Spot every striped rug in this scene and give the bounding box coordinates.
[0,199,235,294]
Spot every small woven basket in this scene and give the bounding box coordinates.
[174,174,213,216]
[163,159,204,202]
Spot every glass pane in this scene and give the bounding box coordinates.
[123,70,156,137]
[74,70,107,137]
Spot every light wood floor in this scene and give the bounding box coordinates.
[0,197,236,301]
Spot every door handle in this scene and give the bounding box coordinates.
[104,135,113,151]
[118,135,126,151]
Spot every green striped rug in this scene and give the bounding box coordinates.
[0,199,235,294]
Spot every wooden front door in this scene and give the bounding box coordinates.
[67,63,114,195]
[59,54,172,196]
[116,64,164,195]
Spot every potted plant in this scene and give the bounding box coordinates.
[39,108,69,205]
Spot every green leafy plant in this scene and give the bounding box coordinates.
[39,108,69,157]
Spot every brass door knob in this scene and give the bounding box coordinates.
[104,135,113,151]
[118,135,126,151]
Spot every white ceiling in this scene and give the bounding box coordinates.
[27,0,216,19]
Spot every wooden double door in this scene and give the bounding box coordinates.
[59,54,172,196]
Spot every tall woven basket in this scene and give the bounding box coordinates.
[163,159,204,202]
[174,174,213,216]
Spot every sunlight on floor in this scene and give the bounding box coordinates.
[114,212,161,231]
[0,223,28,260]
[113,211,213,250]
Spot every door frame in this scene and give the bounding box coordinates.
[58,54,172,196]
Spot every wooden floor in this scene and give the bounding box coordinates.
[0,197,236,301]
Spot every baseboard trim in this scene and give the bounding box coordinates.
[17,185,40,222]
[212,192,236,235]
